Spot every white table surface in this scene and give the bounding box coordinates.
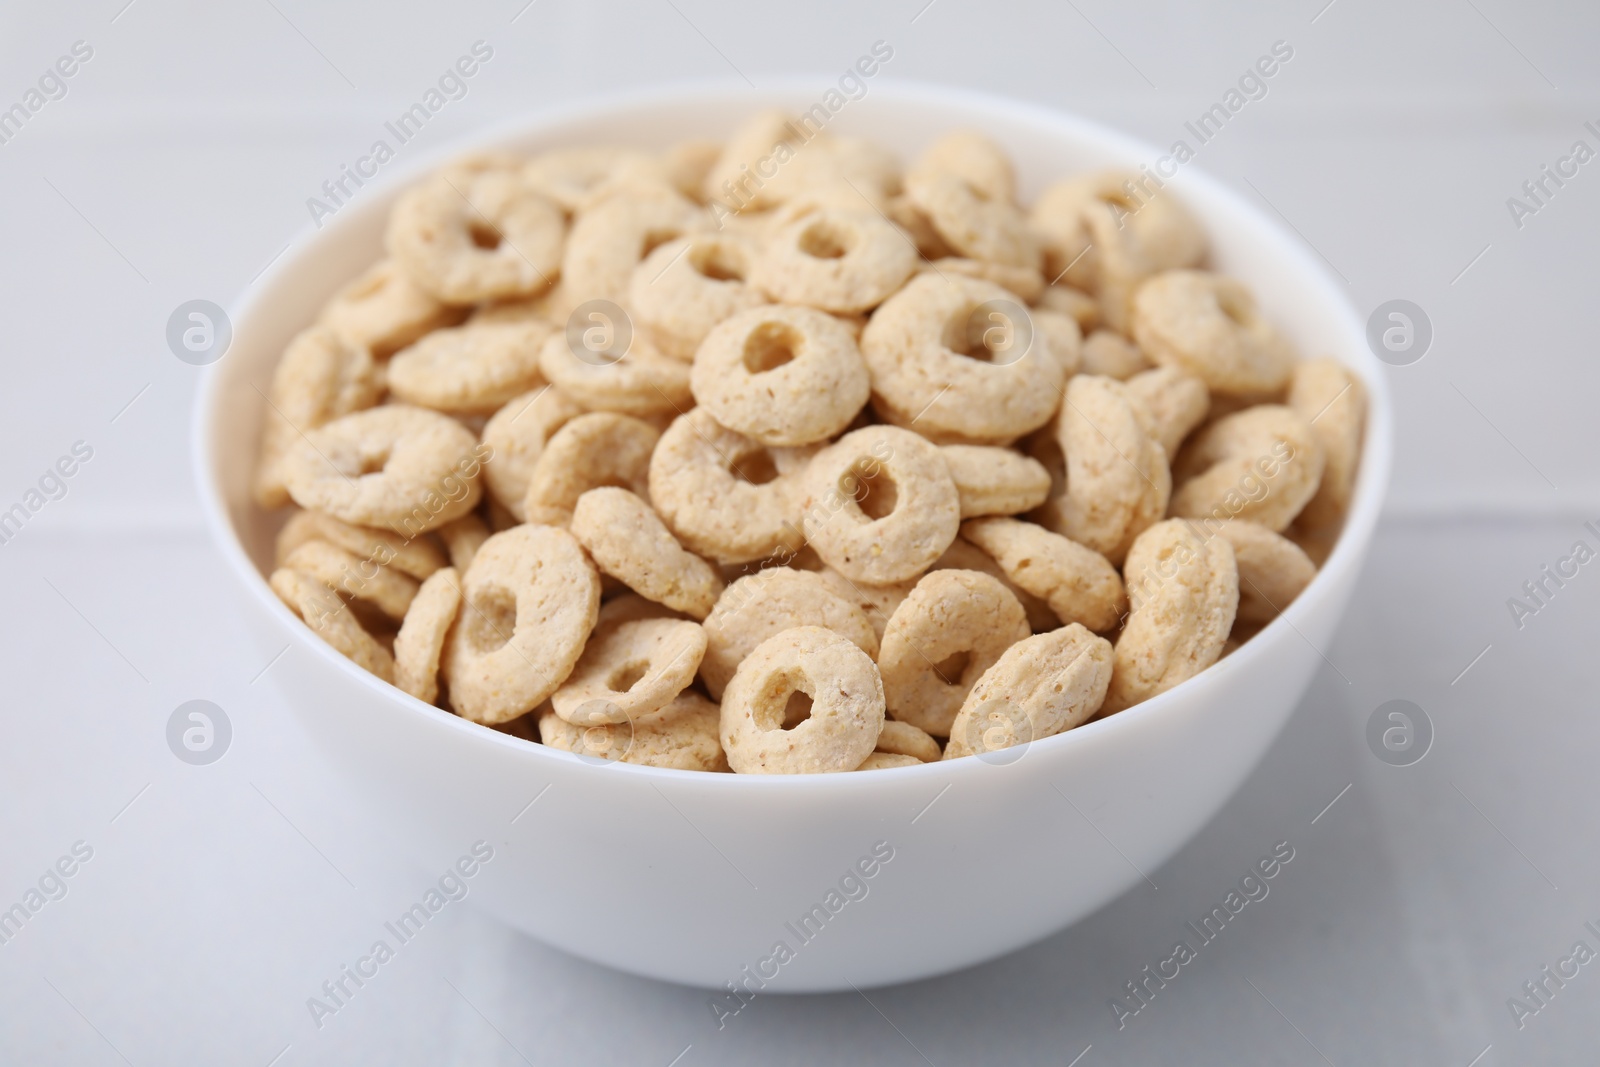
[2,1,1598,1064]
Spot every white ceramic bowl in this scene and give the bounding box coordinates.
[193,81,1391,991]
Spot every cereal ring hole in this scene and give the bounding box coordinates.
[607,659,650,693]
[949,302,1027,365]
[933,648,971,685]
[741,321,800,374]
[468,221,503,250]
[689,243,746,282]
[751,668,815,732]
[731,447,779,485]
[462,585,518,653]
[841,462,898,521]
[782,690,814,729]
[797,219,853,260]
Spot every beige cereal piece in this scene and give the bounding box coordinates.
[960,517,1127,632]
[318,259,465,359]
[393,567,461,704]
[537,329,692,417]
[1035,284,1100,333]
[523,147,662,214]
[878,569,1030,737]
[1080,329,1153,380]
[750,207,918,314]
[1126,366,1210,457]
[282,405,484,535]
[918,257,1045,304]
[480,386,587,520]
[1031,171,1205,283]
[387,319,552,414]
[570,487,724,620]
[628,233,767,360]
[720,625,885,775]
[703,112,898,213]
[647,408,812,565]
[939,445,1052,517]
[282,540,419,621]
[856,752,922,770]
[1132,271,1296,396]
[1217,521,1316,625]
[873,720,941,763]
[1032,308,1083,377]
[944,624,1113,758]
[597,591,690,628]
[904,164,1039,269]
[436,513,489,573]
[550,617,706,725]
[699,567,879,700]
[254,326,382,509]
[387,170,563,305]
[690,305,870,446]
[539,691,729,771]
[815,569,913,643]
[1288,357,1366,528]
[523,412,659,526]
[274,509,446,580]
[1171,405,1325,533]
[885,194,955,260]
[661,140,722,203]
[1105,519,1238,713]
[931,536,1057,632]
[270,567,395,682]
[861,273,1066,444]
[1048,375,1171,564]
[443,525,600,724]
[560,185,706,308]
[800,425,961,585]
[908,130,1016,205]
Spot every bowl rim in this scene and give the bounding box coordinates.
[192,76,1393,788]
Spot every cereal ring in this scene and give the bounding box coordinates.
[704,112,898,213]
[481,386,587,520]
[1105,519,1238,713]
[387,170,563,304]
[661,139,722,203]
[904,167,1039,269]
[270,567,394,682]
[537,330,691,417]
[861,273,1066,445]
[1031,171,1205,282]
[799,425,961,585]
[570,487,724,620]
[878,569,1030,737]
[815,569,913,642]
[931,536,1056,633]
[1035,284,1100,333]
[597,591,690,629]
[1032,308,1083,377]
[874,720,941,763]
[648,408,812,565]
[387,319,552,414]
[1288,357,1366,528]
[699,567,878,700]
[1132,271,1296,396]
[274,509,446,580]
[550,617,706,725]
[720,625,885,775]
[944,624,1113,758]
[282,405,485,535]
[254,326,381,508]
[749,208,918,313]
[856,752,921,770]
[436,513,489,573]
[282,540,419,621]
[1171,405,1325,532]
[443,525,600,724]
[1046,375,1171,564]
[318,259,465,359]
[523,147,662,214]
[885,194,954,259]
[1126,366,1210,457]
[1217,521,1316,625]
[393,566,461,704]
[960,518,1127,632]
[523,412,659,526]
[690,305,870,446]
[938,445,1052,517]
[918,257,1045,304]
[908,130,1016,205]
[628,233,767,360]
[538,691,729,771]
[560,185,705,307]
[1080,329,1152,380]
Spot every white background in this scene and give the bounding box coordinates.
[1,1,1598,1064]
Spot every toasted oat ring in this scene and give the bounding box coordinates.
[1126,366,1210,458]
[699,567,879,701]
[1036,284,1100,333]
[481,386,587,521]
[387,170,563,305]
[1217,521,1316,625]
[522,412,660,526]
[1132,271,1296,396]
[917,257,1045,304]
[944,624,1113,759]
[282,405,484,535]
[1288,357,1366,529]
[960,518,1127,632]
[536,329,691,417]
[815,569,913,642]
[908,130,1016,205]
[274,509,446,580]
[387,320,552,414]
[1031,171,1206,283]
[443,525,600,724]
[1080,329,1152,381]
[539,691,729,771]
[931,536,1056,633]
[1171,405,1325,532]
[393,566,461,704]
[270,568,394,682]
[873,720,942,763]
[648,408,812,565]
[561,185,706,307]
[254,326,382,509]
[523,147,663,214]
[570,487,724,620]
[749,208,918,314]
[1046,374,1170,565]
[856,752,921,770]
[282,540,419,621]
[1104,519,1238,713]
[704,112,899,212]
[720,625,885,775]
[1031,309,1082,377]
[878,569,1030,738]
[550,617,706,725]
[436,514,489,573]
[596,591,689,628]
[799,425,961,585]
[860,273,1066,445]
[904,168,1039,269]
[318,259,465,359]
[938,445,1052,518]
[628,233,767,360]
[690,306,870,446]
